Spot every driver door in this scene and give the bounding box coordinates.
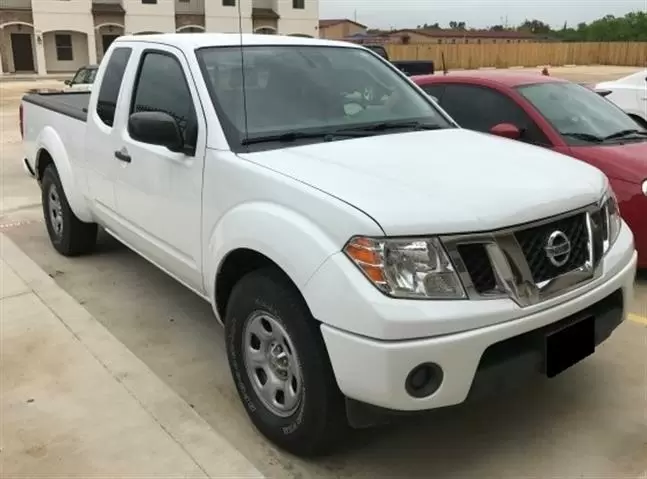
[113,46,207,292]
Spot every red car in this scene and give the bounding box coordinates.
[413,72,647,269]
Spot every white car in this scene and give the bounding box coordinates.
[63,65,98,92]
[20,34,637,457]
[595,70,647,127]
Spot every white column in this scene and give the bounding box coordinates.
[35,33,47,75]
[87,30,97,64]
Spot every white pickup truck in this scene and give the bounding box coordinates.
[21,34,637,456]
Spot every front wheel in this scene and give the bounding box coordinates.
[41,165,97,256]
[225,268,346,457]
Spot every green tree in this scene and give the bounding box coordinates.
[517,19,552,34]
[552,11,647,41]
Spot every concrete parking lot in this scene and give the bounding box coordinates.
[1,68,646,478]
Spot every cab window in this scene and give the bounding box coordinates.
[438,84,551,146]
[130,51,198,150]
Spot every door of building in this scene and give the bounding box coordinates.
[102,35,120,55]
[11,33,35,72]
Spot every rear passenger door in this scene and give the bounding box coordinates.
[438,84,552,147]
[85,46,133,223]
[114,45,206,292]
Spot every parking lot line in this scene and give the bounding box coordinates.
[628,313,647,325]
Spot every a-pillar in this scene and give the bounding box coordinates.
[34,32,47,75]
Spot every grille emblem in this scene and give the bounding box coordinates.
[545,230,571,267]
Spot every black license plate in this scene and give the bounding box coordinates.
[545,316,595,378]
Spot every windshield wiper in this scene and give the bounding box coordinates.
[335,120,446,134]
[561,132,604,143]
[603,129,647,141]
[241,129,371,146]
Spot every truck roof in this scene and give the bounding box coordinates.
[114,33,359,50]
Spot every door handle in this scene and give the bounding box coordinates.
[114,149,131,163]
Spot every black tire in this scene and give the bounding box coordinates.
[225,267,347,457]
[41,164,98,256]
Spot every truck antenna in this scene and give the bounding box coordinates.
[237,0,250,149]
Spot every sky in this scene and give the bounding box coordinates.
[319,0,647,30]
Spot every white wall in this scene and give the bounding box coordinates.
[253,0,275,9]
[43,31,90,72]
[206,0,252,33]
[275,0,318,36]
[123,0,176,34]
[32,0,94,33]
[206,16,253,34]
[277,18,317,36]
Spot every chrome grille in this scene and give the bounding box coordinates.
[443,201,608,308]
[514,212,588,283]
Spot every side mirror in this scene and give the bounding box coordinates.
[128,111,184,152]
[64,80,72,86]
[490,122,521,140]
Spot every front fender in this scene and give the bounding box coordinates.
[36,126,93,222]
[205,201,370,314]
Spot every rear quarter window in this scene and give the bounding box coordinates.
[96,47,133,127]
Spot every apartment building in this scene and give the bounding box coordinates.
[0,0,319,74]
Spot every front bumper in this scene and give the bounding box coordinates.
[309,225,637,412]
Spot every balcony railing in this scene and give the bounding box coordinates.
[0,0,32,10]
[175,0,204,15]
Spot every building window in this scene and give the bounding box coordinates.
[293,0,304,9]
[142,0,157,4]
[55,34,73,61]
[223,0,235,6]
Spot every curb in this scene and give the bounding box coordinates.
[0,233,264,479]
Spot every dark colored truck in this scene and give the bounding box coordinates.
[363,44,435,76]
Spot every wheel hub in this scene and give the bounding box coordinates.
[48,184,64,238]
[242,312,303,417]
[268,343,290,378]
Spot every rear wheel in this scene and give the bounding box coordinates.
[225,267,346,457]
[41,165,97,256]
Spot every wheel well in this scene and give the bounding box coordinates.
[215,248,294,320]
[36,149,54,181]
[629,114,647,129]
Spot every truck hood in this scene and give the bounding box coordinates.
[240,129,607,236]
[569,141,647,184]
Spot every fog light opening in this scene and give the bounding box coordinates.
[405,363,443,398]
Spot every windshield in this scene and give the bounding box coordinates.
[196,45,452,150]
[517,82,647,145]
[71,67,97,85]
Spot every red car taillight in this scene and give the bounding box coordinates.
[19,103,24,139]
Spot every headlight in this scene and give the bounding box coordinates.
[602,189,621,252]
[343,236,466,299]
[642,180,647,197]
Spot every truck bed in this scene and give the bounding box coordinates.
[22,91,90,122]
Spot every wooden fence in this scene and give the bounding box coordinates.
[385,42,647,69]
